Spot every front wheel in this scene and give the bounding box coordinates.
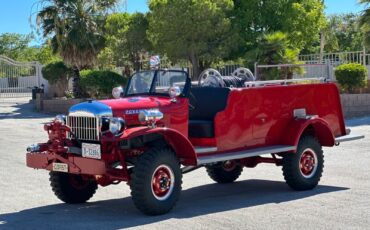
[49,172,98,203]
[282,135,324,191]
[130,148,182,215]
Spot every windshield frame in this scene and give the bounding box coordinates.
[124,69,191,97]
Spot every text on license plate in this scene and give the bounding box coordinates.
[82,143,101,159]
[52,162,68,172]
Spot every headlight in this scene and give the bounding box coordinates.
[109,117,125,135]
[55,114,66,125]
[138,109,163,126]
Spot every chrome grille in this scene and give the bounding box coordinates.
[66,116,99,141]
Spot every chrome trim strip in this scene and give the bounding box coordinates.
[197,145,295,165]
[194,147,218,154]
[69,101,113,117]
[335,134,364,143]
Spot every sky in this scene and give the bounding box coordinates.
[0,0,366,44]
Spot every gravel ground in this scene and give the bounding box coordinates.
[0,98,369,230]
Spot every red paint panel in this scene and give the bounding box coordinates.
[26,153,107,175]
[100,96,189,137]
[214,83,345,151]
[114,126,197,166]
[189,137,217,147]
[281,117,335,148]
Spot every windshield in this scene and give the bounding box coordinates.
[126,70,188,96]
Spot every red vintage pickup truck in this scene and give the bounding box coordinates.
[26,68,363,215]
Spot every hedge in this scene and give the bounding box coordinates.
[42,61,72,97]
[80,70,127,98]
[42,61,72,84]
[335,63,368,93]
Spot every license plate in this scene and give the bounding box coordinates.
[52,162,68,172]
[82,143,101,159]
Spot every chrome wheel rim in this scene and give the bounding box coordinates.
[151,165,175,201]
[299,148,318,179]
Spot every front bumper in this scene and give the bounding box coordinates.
[26,152,106,175]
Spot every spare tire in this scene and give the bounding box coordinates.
[232,67,255,82]
[198,69,225,87]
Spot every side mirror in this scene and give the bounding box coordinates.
[112,86,124,99]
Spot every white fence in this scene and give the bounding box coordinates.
[299,51,370,80]
[254,63,331,81]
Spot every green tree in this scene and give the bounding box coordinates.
[246,32,300,80]
[359,0,370,48]
[322,14,364,53]
[0,33,60,64]
[101,12,151,71]
[148,0,235,78]
[34,41,61,64]
[231,0,325,56]
[35,0,117,97]
[0,33,32,60]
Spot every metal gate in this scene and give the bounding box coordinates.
[0,55,44,99]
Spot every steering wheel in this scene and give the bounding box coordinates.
[198,68,225,87]
[232,67,255,82]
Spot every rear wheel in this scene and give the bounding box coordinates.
[206,160,243,183]
[49,172,97,203]
[282,136,324,190]
[130,148,182,215]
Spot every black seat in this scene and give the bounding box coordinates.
[188,87,230,138]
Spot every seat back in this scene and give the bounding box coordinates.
[189,87,230,121]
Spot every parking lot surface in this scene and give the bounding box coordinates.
[0,99,369,230]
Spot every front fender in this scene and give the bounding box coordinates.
[282,117,335,150]
[116,127,197,166]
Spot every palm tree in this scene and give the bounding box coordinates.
[359,0,370,48]
[246,32,300,80]
[36,0,117,97]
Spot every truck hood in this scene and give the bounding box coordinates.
[99,96,171,117]
[68,96,172,126]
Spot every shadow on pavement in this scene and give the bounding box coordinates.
[0,179,348,230]
[0,102,52,120]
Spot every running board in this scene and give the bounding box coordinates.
[197,145,295,165]
[195,147,218,154]
[335,134,364,143]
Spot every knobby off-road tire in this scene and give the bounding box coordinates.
[206,161,243,183]
[282,135,324,191]
[49,172,98,203]
[130,148,182,215]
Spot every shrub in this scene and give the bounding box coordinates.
[335,63,368,93]
[42,61,72,97]
[80,70,127,98]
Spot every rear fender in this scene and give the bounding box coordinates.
[119,127,197,166]
[282,117,335,150]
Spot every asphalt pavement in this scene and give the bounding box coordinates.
[0,98,369,230]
